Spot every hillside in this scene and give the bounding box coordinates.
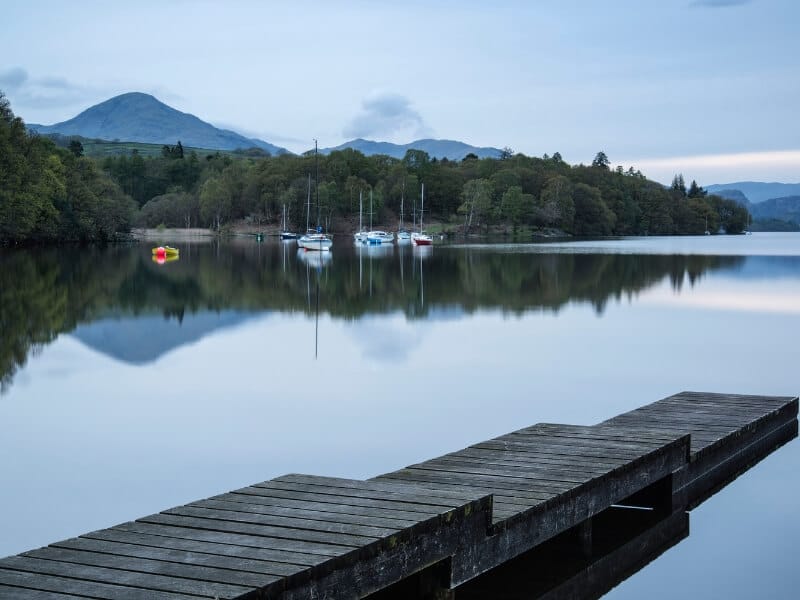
[711,189,750,206]
[750,196,800,224]
[28,92,290,155]
[319,138,502,160]
[706,182,800,203]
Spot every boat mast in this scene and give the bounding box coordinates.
[359,190,363,232]
[370,189,373,231]
[314,139,320,230]
[420,182,424,231]
[400,180,405,230]
[306,174,311,232]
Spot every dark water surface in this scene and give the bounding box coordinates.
[1,233,798,597]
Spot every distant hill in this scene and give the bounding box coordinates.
[750,196,800,224]
[70,310,258,365]
[711,189,751,207]
[28,92,290,155]
[706,182,800,204]
[319,138,502,160]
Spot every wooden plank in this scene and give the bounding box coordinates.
[113,521,347,558]
[21,546,273,588]
[504,432,674,454]
[0,569,192,600]
[53,535,303,577]
[0,556,251,598]
[138,513,375,548]
[233,486,449,517]
[253,479,471,510]
[217,491,435,523]
[277,474,486,504]
[0,586,87,599]
[421,456,608,483]
[194,497,421,529]
[453,446,624,469]
[405,460,601,487]
[447,445,625,467]
[381,468,574,498]
[83,527,324,567]
[521,424,685,444]
[475,439,649,461]
[166,504,400,538]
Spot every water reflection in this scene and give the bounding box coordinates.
[368,507,689,600]
[0,241,763,392]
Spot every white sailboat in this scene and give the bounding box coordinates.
[280,204,298,240]
[354,190,368,244]
[366,189,394,245]
[397,180,411,242]
[298,141,332,251]
[411,182,433,246]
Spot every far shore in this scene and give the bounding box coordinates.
[131,221,571,241]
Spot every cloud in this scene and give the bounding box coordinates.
[0,67,29,90]
[344,92,432,141]
[0,66,97,113]
[690,0,751,7]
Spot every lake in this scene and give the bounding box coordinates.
[1,233,798,598]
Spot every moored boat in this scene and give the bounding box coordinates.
[412,183,433,246]
[280,204,298,240]
[298,230,333,251]
[367,230,394,245]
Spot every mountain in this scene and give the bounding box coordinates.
[749,196,800,224]
[711,189,750,206]
[706,182,800,204]
[28,92,290,155]
[319,138,502,160]
[70,310,259,365]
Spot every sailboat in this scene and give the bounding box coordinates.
[280,204,298,240]
[354,190,368,244]
[366,189,394,245]
[397,180,411,242]
[411,182,433,246]
[298,141,332,251]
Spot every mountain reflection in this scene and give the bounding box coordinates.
[0,241,744,392]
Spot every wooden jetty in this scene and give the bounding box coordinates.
[0,391,796,599]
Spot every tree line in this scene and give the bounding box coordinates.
[1,90,750,244]
[0,92,137,243]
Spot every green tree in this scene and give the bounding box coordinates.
[591,151,610,170]
[68,139,84,157]
[687,180,706,198]
[459,179,494,233]
[500,186,532,232]
[671,174,687,197]
[200,176,231,230]
[537,176,574,231]
[572,183,615,235]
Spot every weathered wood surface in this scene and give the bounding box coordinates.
[0,391,795,599]
[602,391,798,507]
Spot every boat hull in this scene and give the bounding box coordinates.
[298,235,332,251]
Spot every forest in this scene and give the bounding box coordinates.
[1,90,750,244]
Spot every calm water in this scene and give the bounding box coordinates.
[1,233,798,597]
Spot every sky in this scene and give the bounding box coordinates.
[1,0,798,185]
